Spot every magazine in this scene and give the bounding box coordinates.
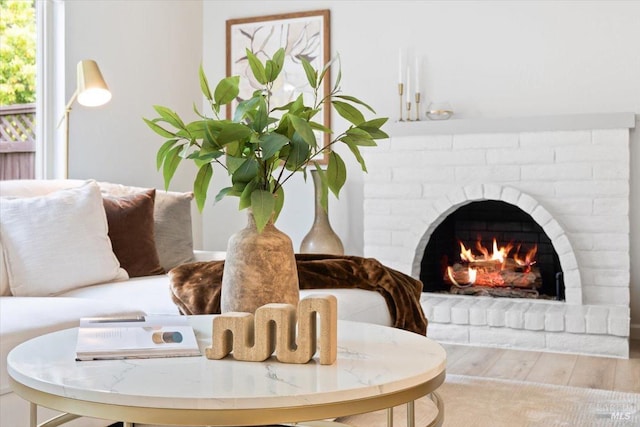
[75,315,201,361]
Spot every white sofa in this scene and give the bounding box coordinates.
[0,179,391,427]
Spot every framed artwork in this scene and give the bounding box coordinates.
[226,10,331,156]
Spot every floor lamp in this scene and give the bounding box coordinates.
[59,59,111,178]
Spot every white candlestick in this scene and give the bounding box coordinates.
[406,67,411,102]
[415,57,420,92]
[398,49,403,84]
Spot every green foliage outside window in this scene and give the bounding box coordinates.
[0,0,36,105]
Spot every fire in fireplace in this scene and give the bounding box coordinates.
[444,237,542,298]
[420,200,564,300]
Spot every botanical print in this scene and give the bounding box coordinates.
[229,15,324,109]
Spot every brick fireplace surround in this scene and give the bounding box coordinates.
[363,113,636,358]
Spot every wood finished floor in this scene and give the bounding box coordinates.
[441,339,640,393]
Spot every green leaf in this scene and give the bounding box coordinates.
[194,163,213,212]
[273,185,285,221]
[359,117,390,139]
[340,135,377,147]
[252,96,268,132]
[215,186,233,203]
[231,158,259,184]
[144,118,176,138]
[239,179,258,210]
[162,145,183,190]
[326,151,347,198]
[335,95,376,114]
[332,101,365,125]
[272,48,285,76]
[203,121,224,149]
[156,139,179,170]
[217,122,253,145]
[288,115,317,147]
[245,49,267,85]
[226,156,245,174]
[250,190,276,233]
[301,57,318,89]
[199,63,213,101]
[153,105,186,130]
[214,76,240,106]
[233,95,261,122]
[343,140,368,172]
[259,133,289,160]
[342,128,377,146]
[285,132,311,170]
[308,120,332,134]
[318,55,336,87]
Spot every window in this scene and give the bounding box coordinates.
[0,0,36,180]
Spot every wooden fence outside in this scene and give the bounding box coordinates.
[0,103,36,180]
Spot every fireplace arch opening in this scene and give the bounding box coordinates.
[420,200,565,300]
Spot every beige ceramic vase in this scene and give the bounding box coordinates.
[221,210,300,313]
[300,170,344,255]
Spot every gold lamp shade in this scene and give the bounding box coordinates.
[76,59,111,107]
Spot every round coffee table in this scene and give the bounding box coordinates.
[8,316,446,427]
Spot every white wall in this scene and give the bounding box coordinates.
[65,1,639,335]
[63,0,204,246]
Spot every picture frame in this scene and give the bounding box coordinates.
[226,10,331,158]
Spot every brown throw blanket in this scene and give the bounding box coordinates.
[169,254,427,335]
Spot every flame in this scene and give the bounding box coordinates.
[460,242,475,262]
[514,245,538,267]
[459,238,536,266]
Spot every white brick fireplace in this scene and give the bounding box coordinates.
[363,113,636,358]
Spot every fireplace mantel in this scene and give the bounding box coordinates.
[388,112,636,137]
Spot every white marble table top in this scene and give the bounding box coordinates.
[8,316,446,424]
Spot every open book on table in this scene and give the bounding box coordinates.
[75,315,201,361]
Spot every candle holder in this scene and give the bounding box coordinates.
[406,101,413,122]
[414,92,421,121]
[397,83,404,122]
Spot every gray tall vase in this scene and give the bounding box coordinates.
[221,211,300,313]
[300,169,345,255]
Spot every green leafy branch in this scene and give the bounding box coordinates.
[144,48,388,232]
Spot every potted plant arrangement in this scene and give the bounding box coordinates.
[144,48,388,313]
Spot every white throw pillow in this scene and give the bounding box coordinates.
[0,239,9,296]
[0,181,128,296]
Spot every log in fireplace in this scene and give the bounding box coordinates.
[420,200,565,300]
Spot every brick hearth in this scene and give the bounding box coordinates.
[363,113,635,358]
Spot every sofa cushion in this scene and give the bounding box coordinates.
[153,190,196,270]
[0,181,128,296]
[59,275,181,316]
[0,179,197,274]
[102,188,165,277]
[98,183,195,270]
[0,240,9,296]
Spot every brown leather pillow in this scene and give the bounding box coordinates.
[102,189,165,277]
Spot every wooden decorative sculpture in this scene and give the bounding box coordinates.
[205,294,337,365]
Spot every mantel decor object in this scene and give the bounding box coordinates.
[207,295,338,365]
[426,101,454,120]
[397,83,404,122]
[300,169,344,255]
[144,14,388,314]
[414,92,422,121]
